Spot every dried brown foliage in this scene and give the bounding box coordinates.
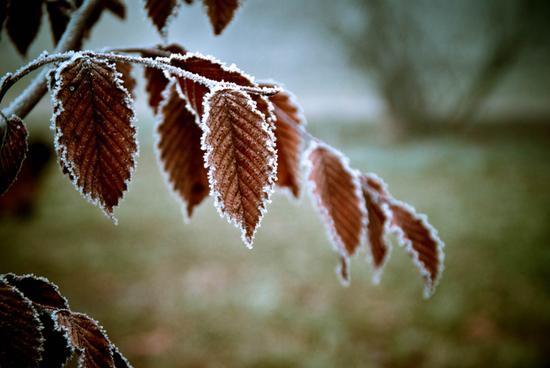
[156,83,209,218]
[0,2,448,363]
[50,56,137,219]
[0,274,130,368]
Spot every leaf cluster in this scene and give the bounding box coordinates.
[0,273,131,368]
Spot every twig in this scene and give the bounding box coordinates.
[1,0,101,125]
[0,51,281,108]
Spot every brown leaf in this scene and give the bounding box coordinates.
[262,85,305,197]
[305,141,366,259]
[3,273,69,309]
[360,174,392,282]
[54,310,116,368]
[5,0,43,55]
[362,173,444,297]
[144,0,179,36]
[389,200,444,298]
[51,56,138,220]
[0,279,44,368]
[0,115,28,196]
[46,0,74,44]
[203,0,239,35]
[3,275,73,367]
[202,88,277,247]
[115,62,137,99]
[156,83,209,219]
[143,44,186,113]
[169,53,274,122]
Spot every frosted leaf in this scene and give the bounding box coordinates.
[155,82,209,220]
[200,87,277,248]
[0,115,28,196]
[115,62,137,99]
[53,310,116,368]
[304,141,367,259]
[260,82,306,197]
[0,279,44,368]
[360,174,393,284]
[362,173,445,297]
[388,200,445,298]
[3,273,69,309]
[49,54,138,222]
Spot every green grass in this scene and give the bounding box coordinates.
[1,120,549,367]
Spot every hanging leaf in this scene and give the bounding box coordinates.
[75,0,126,48]
[3,273,69,309]
[143,44,187,113]
[389,200,444,298]
[305,141,366,260]
[261,84,305,197]
[0,280,44,368]
[46,0,74,44]
[201,87,277,247]
[360,174,392,283]
[50,55,138,220]
[169,53,274,122]
[115,62,137,99]
[362,173,444,297]
[203,0,239,35]
[0,115,28,196]
[144,0,180,36]
[5,0,43,55]
[53,310,116,368]
[156,83,209,219]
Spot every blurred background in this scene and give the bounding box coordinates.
[1,0,550,367]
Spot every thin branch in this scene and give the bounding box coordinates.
[0,51,281,107]
[1,0,102,124]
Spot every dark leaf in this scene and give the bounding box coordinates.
[54,310,116,368]
[46,0,74,44]
[156,83,209,218]
[202,88,277,247]
[261,84,305,197]
[3,273,69,309]
[143,44,186,113]
[305,142,366,259]
[76,0,126,48]
[6,0,43,55]
[0,279,43,368]
[50,56,138,219]
[203,0,239,35]
[0,115,28,196]
[144,0,179,36]
[111,346,132,368]
[37,311,73,368]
